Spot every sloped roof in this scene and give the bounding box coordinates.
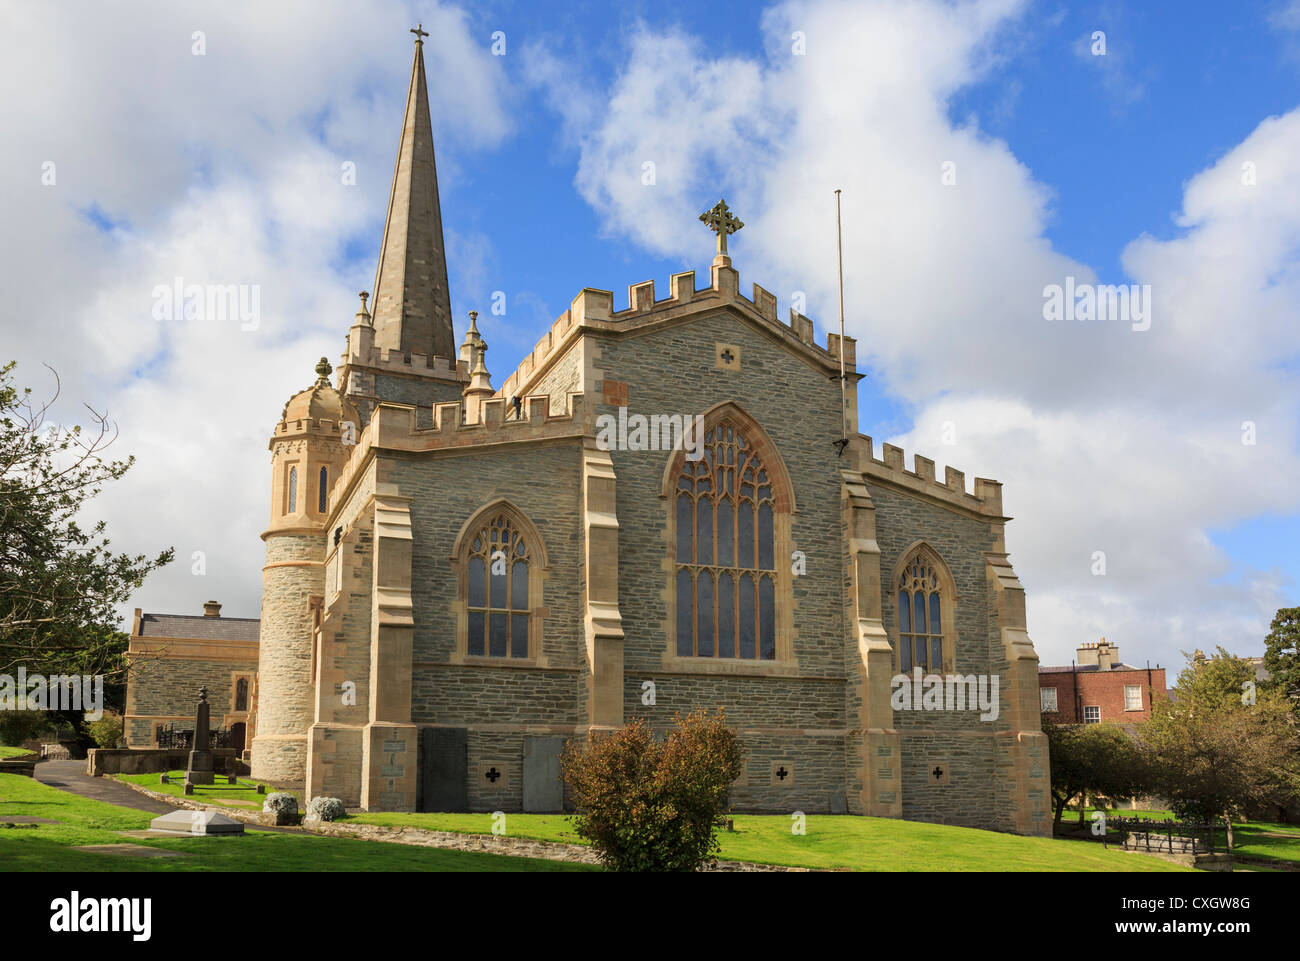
[138,613,259,642]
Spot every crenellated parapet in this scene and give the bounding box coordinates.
[498,262,857,403]
[363,391,589,454]
[850,435,1006,519]
[272,415,354,444]
[340,317,466,386]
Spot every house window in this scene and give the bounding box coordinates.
[896,550,952,674]
[673,422,778,659]
[318,467,328,513]
[465,512,532,658]
[1084,705,1101,723]
[1124,685,1143,711]
[287,466,298,512]
[1040,687,1058,713]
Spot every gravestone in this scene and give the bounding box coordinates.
[184,686,215,786]
[523,736,564,813]
[419,727,467,812]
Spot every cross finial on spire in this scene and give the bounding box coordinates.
[410,23,428,43]
[699,198,743,266]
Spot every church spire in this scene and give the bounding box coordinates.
[370,25,456,361]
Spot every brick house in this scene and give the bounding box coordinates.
[1038,639,1166,726]
[129,30,1052,834]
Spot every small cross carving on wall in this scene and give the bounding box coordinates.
[769,760,794,786]
[485,766,501,784]
[715,343,741,371]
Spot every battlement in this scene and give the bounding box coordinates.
[499,262,854,402]
[341,320,466,383]
[271,415,354,445]
[856,435,1005,518]
[359,390,588,455]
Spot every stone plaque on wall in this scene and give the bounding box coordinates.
[523,736,564,813]
[419,727,467,813]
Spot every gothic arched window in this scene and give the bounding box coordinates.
[673,420,780,659]
[287,466,298,513]
[234,677,249,712]
[894,547,955,674]
[464,512,532,658]
[318,467,328,513]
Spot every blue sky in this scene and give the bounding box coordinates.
[2,0,1297,671]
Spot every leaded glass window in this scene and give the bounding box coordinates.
[674,422,777,659]
[465,514,530,658]
[318,467,328,513]
[898,556,944,673]
[287,466,298,513]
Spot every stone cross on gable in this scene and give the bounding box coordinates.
[699,198,743,263]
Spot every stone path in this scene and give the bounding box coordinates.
[34,759,179,815]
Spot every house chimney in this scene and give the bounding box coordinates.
[203,600,222,618]
[1096,637,1114,671]
[1076,641,1098,668]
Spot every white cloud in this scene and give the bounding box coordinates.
[0,1,512,623]
[526,0,1300,669]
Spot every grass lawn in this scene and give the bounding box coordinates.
[0,746,36,759]
[350,811,1190,872]
[1067,807,1300,868]
[0,774,594,872]
[1209,822,1300,866]
[112,771,288,810]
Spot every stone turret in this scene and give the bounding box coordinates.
[251,358,359,783]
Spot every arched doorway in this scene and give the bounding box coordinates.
[230,722,246,756]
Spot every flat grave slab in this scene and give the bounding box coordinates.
[149,810,245,836]
[73,843,189,858]
[0,816,60,824]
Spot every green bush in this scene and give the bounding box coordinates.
[560,709,744,872]
[86,713,124,749]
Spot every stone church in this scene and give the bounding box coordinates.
[129,30,1051,835]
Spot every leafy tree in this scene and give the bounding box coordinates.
[1262,607,1300,715]
[0,362,172,752]
[1043,718,1149,828]
[560,709,745,871]
[1172,646,1257,711]
[1141,650,1300,850]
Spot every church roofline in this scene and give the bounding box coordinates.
[498,261,858,405]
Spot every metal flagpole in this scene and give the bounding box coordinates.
[835,188,848,454]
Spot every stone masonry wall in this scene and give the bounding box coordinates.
[527,341,582,415]
[384,444,588,727]
[126,651,255,747]
[868,482,1003,828]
